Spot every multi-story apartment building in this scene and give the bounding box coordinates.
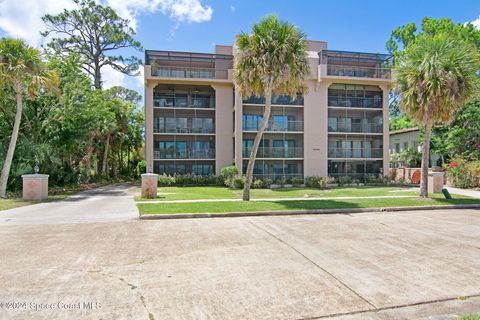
[144,40,392,182]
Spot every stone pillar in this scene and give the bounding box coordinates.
[141,173,158,198]
[428,171,444,194]
[22,174,49,200]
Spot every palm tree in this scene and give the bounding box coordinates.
[394,34,479,198]
[0,38,59,198]
[234,15,309,201]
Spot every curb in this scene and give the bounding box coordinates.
[139,204,480,220]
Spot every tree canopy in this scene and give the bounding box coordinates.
[42,0,142,89]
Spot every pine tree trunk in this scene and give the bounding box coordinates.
[243,79,273,201]
[102,134,110,176]
[0,82,23,198]
[420,120,433,198]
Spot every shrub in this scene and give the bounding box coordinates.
[220,166,239,184]
[291,177,304,187]
[365,174,383,185]
[305,176,321,188]
[262,178,273,188]
[227,175,244,189]
[157,174,175,186]
[446,158,480,188]
[337,176,352,186]
[305,176,333,189]
[275,176,287,186]
[251,178,264,189]
[136,160,146,176]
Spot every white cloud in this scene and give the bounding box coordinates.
[101,64,126,89]
[471,16,480,29]
[0,0,213,45]
[106,0,213,30]
[0,0,75,46]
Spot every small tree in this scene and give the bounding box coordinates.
[234,15,309,201]
[394,33,479,197]
[0,38,59,198]
[42,0,142,89]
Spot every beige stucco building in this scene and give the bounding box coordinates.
[144,40,392,182]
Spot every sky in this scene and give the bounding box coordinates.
[0,0,479,97]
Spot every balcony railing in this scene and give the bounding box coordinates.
[154,149,215,159]
[243,95,304,106]
[328,123,383,134]
[252,173,304,182]
[328,96,382,109]
[327,65,391,79]
[243,147,303,158]
[328,173,382,181]
[154,96,215,109]
[243,120,304,132]
[328,148,383,158]
[151,66,228,80]
[154,126,214,134]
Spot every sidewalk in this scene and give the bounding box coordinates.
[446,186,480,198]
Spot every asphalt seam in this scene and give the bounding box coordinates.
[298,293,480,319]
[246,219,378,310]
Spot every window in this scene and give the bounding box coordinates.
[403,142,409,150]
[243,114,262,131]
[192,118,213,133]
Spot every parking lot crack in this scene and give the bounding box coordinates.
[247,219,377,310]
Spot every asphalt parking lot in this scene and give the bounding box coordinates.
[1,208,479,319]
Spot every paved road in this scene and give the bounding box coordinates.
[0,184,138,225]
[1,208,479,319]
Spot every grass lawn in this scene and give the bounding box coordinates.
[137,193,480,215]
[134,186,420,201]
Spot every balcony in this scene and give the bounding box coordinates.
[328,148,383,159]
[154,149,215,160]
[328,96,382,109]
[154,126,214,134]
[151,66,229,80]
[327,65,390,79]
[154,96,215,109]
[328,122,383,134]
[319,50,392,81]
[243,120,304,132]
[243,147,303,158]
[243,95,304,106]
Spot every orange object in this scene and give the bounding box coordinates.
[411,170,421,184]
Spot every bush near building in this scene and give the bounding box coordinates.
[445,158,480,188]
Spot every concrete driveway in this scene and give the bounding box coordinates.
[1,208,480,319]
[0,184,138,225]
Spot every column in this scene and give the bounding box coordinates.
[212,84,234,175]
[304,79,330,177]
[145,82,154,173]
[234,86,243,173]
[380,84,390,176]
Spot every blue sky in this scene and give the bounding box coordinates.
[1,0,479,96]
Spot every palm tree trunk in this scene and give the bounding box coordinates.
[0,83,23,198]
[420,120,433,198]
[102,134,110,176]
[243,79,273,201]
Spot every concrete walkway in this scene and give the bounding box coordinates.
[136,195,419,204]
[446,186,480,198]
[0,184,138,225]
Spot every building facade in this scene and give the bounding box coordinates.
[144,40,392,182]
[390,127,441,168]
